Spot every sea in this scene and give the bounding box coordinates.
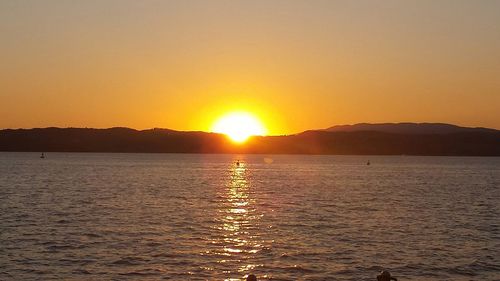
[0,153,499,281]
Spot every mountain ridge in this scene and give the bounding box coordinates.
[1,123,499,156]
[324,122,498,134]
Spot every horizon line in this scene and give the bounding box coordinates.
[1,121,499,134]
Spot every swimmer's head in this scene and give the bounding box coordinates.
[377,270,397,281]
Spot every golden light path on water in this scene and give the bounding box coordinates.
[209,160,270,281]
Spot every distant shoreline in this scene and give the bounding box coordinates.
[2,151,500,158]
[1,123,499,156]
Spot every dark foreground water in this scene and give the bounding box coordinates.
[0,153,499,281]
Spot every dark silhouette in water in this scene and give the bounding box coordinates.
[246,272,397,280]
[236,160,240,166]
[40,152,45,159]
[377,270,397,281]
[367,160,370,165]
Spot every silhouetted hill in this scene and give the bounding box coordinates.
[243,130,500,156]
[1,125,499,156]
[0,127,232,153]
[325,122,497,134]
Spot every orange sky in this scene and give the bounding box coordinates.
[1,1,499,134]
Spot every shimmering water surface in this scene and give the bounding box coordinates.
[1,153,499,280]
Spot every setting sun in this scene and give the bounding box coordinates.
[212,112,267,143]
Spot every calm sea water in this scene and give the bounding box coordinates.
[0,153,499,281]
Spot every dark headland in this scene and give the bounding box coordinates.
[1,123,499,156]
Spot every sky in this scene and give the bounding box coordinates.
[1,0,499,134]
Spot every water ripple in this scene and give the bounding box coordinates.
[0,153,499,280]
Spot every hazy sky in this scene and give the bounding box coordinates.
[1,0,499,134]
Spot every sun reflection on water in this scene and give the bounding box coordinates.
[210,159,266,280]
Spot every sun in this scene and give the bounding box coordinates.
[212,112,267,143]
